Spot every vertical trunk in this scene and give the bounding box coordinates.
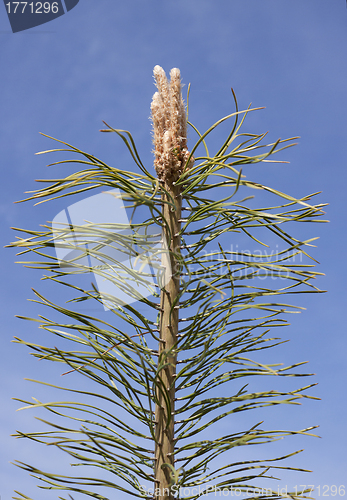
[151,64,189,498]
[155,182,181,500]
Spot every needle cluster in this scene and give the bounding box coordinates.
[9,67,327,500]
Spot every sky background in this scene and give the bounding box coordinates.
[1,1,346,499]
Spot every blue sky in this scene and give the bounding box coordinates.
[1,1,346,498]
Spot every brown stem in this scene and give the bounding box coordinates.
[155,182,181,500]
